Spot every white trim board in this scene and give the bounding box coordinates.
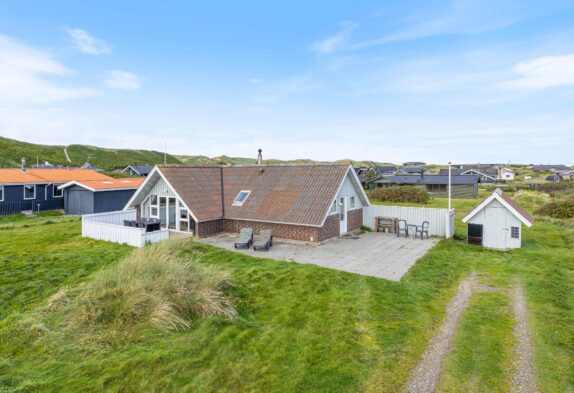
[462,190,532,227]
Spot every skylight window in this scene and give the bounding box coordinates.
[233,190,251,206]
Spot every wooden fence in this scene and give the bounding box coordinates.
[363,205,455,238]
[82,209,170,247]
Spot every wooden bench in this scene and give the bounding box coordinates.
[375,216,397,234]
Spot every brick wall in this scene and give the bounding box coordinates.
[197,219,224,237]
[347,208,363,232]
[223,219,320,242]
[317,214,340,242]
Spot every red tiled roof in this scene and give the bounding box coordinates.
[0,168,112,184]
[158,164,353,226]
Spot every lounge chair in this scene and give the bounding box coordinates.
[253,229,273,251]
[234,228,253,249]
[415,221,430,239]
[397,220,409,238]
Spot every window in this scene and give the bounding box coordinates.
[426,184,447,192]
[330,200,337,214]
[52,185,63,198]
[0,186,3,202]
[511,226,519,239]
[350,196,356,209]
[23,185,36,200]
[233,190,251,206]
[149,195,159,217]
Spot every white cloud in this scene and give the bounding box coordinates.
[105,70,143,90]
[64,27,111,55]
[497,55,574,91]
[0,34,97,105]
[311,21,357,55]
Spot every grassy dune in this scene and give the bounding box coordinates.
[0,196,572,392]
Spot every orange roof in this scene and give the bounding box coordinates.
[59,178,144,191]
[0,168,112,184]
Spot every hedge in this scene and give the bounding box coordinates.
[535,200,574,219]
[369,186,431,204]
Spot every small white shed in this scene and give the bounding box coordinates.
[462,188,533,250]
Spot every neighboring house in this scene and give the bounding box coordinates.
[31,161,64,169]
[438,168,497,183]
[462,188,533,250]
[375,165,398,174]
[557,171,573,182]
[366,174,479,198]
[122,165,154,177]
[0,167,112,214]
[58,178,144,215]
[125,164,370,242]
[532,165,570,172]
[396,167,428,175]
[498,167,515,181]
[81,163,104,172]
[402,161,426,166]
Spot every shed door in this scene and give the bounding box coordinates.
[467,223,483,246]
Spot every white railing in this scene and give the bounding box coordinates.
[82,209,170,247]
[363,205,455,238]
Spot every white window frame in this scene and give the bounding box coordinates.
[0,186,4,202]
[52,185,63,198]
[23,185,36,200]
[233,190,251,206]
[149,195,159,218]
[330,199,338,214]
[350,196,356,209]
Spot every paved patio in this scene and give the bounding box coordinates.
[200,232,438,281]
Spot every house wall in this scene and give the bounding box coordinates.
[197,219,224,237]
[347,208,363,232]
[467,199,522,249]
[141,175,178,218]
[93,189,137,214]
[1,183,64,211]
[223,219,320,242]
[416,184,477,198]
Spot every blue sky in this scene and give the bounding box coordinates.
[1,0,573,164]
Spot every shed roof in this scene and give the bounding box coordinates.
[0,168,112,184]
[462,188,533,227]
[124,165,154,175]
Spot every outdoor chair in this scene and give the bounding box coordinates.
[253,229,273,251]
[397,220,409,238]
[415,221,430,239]
[234,228,253,249]
[123,220,131,227]
[136,222,146,229]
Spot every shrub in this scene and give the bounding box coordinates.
[369,186,431,204]
[51,239,236,333]
[535,200,574,219]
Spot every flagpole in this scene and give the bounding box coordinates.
[448,161,452,211]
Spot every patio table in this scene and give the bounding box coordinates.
[406,224,418,239]
[136,218,161,232]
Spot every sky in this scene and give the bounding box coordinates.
[1,0,573,164]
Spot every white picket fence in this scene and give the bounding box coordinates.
[82,209,170,247]
[363,205,455,238]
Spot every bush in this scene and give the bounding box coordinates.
[50,239,236,333]
[539,182,574,193]
[535,200,574,219]
[369,186,431,204]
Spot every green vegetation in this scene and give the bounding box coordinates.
[0,136,181,170]
[437,291,515,392]
[0,188,572,392]
[536,200,574,219]
[369,186,431,204]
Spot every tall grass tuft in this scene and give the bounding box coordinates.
[56,239,236,333]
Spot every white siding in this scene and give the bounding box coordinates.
[82,209,170,247]
[467,199,522,249]
[336,173,364,212]
[362,205,454,237]
[141,176,178,218]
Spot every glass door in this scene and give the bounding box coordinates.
[168,198,177,230]
[159,197,167,227]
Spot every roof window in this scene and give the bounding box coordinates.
[233,190,251,206]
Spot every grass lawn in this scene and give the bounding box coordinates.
[0,198,573,392]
